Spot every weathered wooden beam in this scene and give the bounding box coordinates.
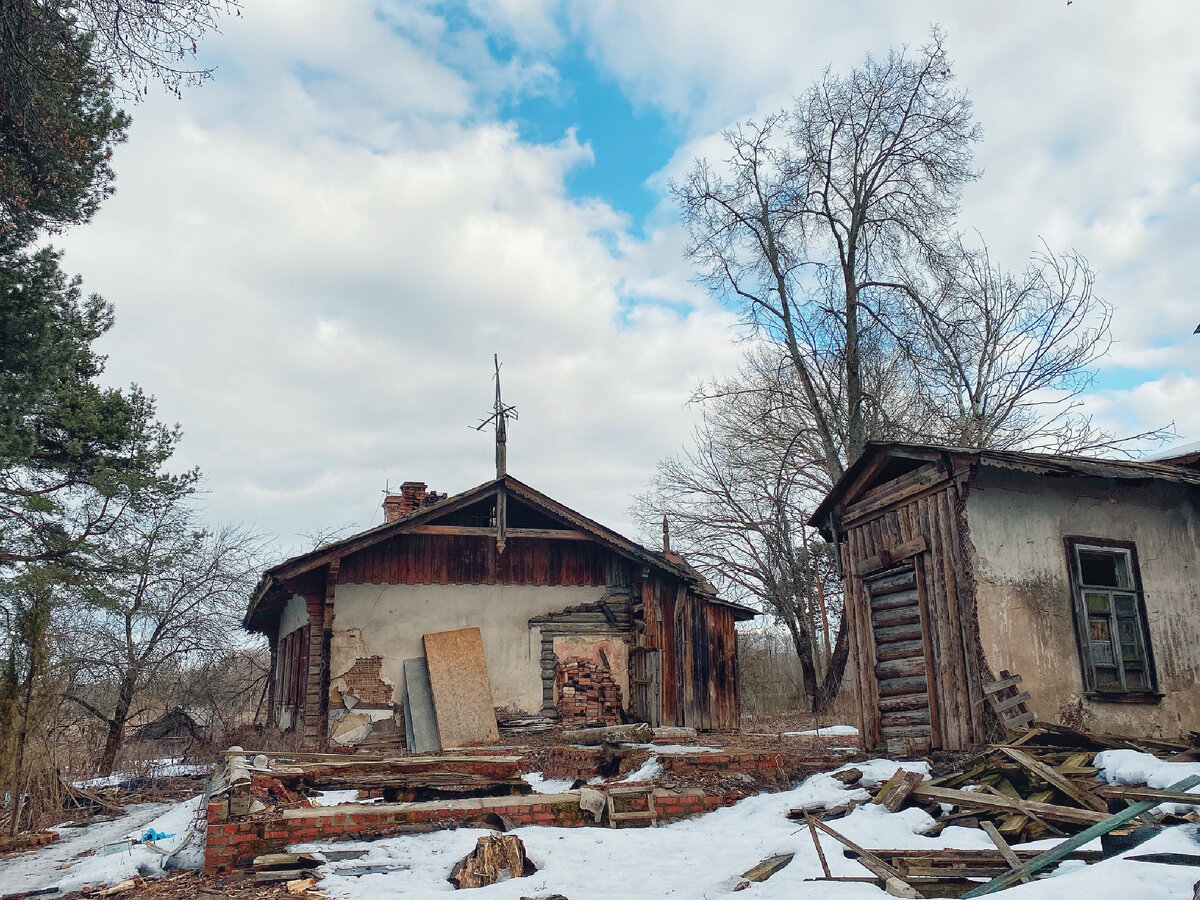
[962,773,1200,896]
[1094,784,1200,804]
[408,525,590,540]
[998,747,1109,813]
[979,821,1030,885]
[909,784,1108,826]
[807,817,922,898]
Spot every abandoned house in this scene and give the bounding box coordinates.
[810,441,1200,753]
[245,476,755,749]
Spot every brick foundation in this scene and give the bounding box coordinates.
[203,788,737,874]
[0,830,60,854]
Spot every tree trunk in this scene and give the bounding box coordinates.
[781,612,818,712]
[812,622,850,715]
[98,671,138,777]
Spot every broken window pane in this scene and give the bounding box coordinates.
[1077,548,1132,588]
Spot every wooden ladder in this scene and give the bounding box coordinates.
[984,670,1036,732]
[606,785,658,828]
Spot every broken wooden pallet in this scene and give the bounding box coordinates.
[606,784,657,828]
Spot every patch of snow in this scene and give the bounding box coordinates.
[1095,749,1200,814]
[618,757,663,783]
[522,773,576,794]
[784,725,860,737]
[311,790,363,806]
[624,743,720,754]
[73,760,211,789]
[838,758,930,789]
[0,798,204,896]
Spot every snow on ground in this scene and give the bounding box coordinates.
[625,743,721,754]
[1095,749,1200,815]
[618,757,663,783]
[73,760,212,789]
[311,790,364,806]
[838,758,930,790]
[785,725,861,737]
[522,773,576,794]
[0,796,206,895]
[290,769,1200,900]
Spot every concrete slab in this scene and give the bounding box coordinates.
[402,657,441,754]
[423,627,499,747]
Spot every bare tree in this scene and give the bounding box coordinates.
[674,29,980,485]
[64,500,263,775]
[905,239,1172,453]
[635,352,849,710]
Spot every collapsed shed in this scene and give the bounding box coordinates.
[245,476,755,748]
[810,442,1200,753]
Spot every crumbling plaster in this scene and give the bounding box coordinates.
[965,466,1200,737]
[329,583,611,716]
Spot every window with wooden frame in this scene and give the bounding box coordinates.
[1065,538,1158,698]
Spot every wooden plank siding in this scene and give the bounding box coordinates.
[641,574,740,731]
[337,535,615,587]
[839,462,985,751]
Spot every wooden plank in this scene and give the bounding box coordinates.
[979,821,1030,885]
[963,773,1200,896]
[805,814,832,878]
[991,692,1032,714]
[1005,711,1037,728]
[998,747,1108,813]
[910,784,1108,826]
[423,627,499,747]
[741,853,794,883]
[982,674,1023,694]
[1095,785,1200,804]
[806,817,922,898]
[873,769,925,812]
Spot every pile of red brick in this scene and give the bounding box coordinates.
[555,658,622,726]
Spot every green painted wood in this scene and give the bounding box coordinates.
[962,773,1200,896]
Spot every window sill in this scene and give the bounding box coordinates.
[1085,690,1163,704]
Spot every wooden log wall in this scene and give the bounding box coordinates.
[840,462,984,751]
[643,575,740,731]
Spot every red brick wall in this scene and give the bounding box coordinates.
[203,788,739,874]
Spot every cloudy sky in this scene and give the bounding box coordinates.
[58,1,1199,555]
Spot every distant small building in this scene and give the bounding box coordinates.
[810,442,1200,751]
[245,476,755,748]
[136,706,212,743]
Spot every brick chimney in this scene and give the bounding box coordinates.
[383,481,427,522]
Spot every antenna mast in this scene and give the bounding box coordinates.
[474,355,518,553]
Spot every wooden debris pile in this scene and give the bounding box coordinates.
[555,658,622,726]
[791,725,1200,897]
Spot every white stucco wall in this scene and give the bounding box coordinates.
[965,466,1200,737]
[329,583,609,715]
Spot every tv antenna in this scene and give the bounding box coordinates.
[475,354,518,479]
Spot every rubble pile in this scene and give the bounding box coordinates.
[790,724,1200,897]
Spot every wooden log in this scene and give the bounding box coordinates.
[962,773,1200,896]
[561,723,653,745]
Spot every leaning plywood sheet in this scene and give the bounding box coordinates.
[423,627,499,747]
[402,657,441,754]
